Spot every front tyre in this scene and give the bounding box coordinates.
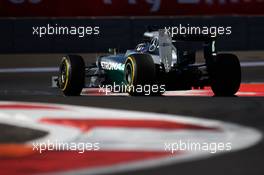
[210,54,241,96]
[58,55,85,96]
[124,54,163,96]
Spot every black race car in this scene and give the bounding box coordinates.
[58,29,241,96]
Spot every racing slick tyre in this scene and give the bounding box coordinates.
[210,53,241,96]
[124,54,163,96]
[58,55,85,96]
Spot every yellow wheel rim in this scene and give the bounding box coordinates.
[61,58,70,91]
[126,57,135,85]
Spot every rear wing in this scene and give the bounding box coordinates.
[158,29,216,72]
[172,33,217,57]
[172,34,215,42]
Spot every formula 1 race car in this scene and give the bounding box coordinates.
[58,29,241,96]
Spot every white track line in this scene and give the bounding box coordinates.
[240,61,264,67]
[0,61,263,73]
[0,67,59,73]
[0,101,262,175]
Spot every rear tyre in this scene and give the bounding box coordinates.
[124,54,163,96]
[209,54,241,96]
[58,55,85,96]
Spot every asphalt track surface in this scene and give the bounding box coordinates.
[0,53,264,175]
